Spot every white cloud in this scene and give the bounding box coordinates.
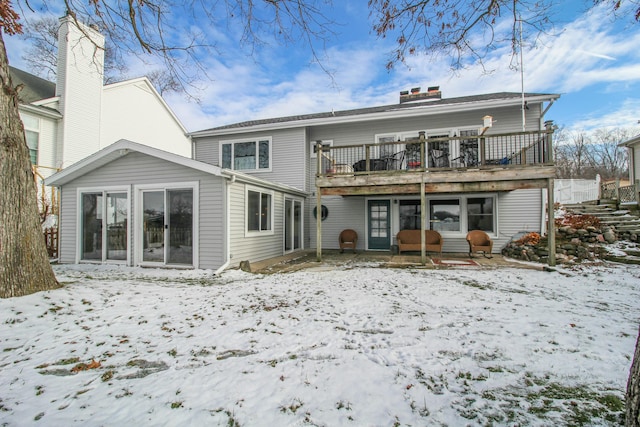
[569,98,640,131]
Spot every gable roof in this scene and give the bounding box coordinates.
[190,91,560,137]
[9,66,56,104]
[45,139,308,197]
[103,77,188,135]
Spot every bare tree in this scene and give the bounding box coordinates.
[553,127,635,180]
[554,129,598,179]
[18,15,190,93]
[146,69,181,96]
[368,0,640,70]
[19,16,58,80]
[588,127,633,180]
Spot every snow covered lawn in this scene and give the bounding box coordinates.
[1,262,639,426]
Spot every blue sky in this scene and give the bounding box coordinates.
[5,1,640,133]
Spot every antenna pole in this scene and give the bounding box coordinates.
[520,16,526,132]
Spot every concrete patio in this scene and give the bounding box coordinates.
[245,249,546,274]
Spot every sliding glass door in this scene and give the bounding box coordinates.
[284,198,303,253]
[81,190,128,262]
[141,188,194,266]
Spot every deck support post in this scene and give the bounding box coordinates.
[316,141,323,262]
[420,177,426,266]
[547,177,556,267]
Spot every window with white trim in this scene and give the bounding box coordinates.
[430,199,461,232]
[247,188,273,233]
[467,197,494,233]
[22,115,40,165]
[426,195,496,234]
[221,138,271,171]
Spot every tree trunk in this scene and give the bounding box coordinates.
[628,327,640,426]
[0,32,59,297]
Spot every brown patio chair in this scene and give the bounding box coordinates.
[339,229,358,253]
[466,230,493,258]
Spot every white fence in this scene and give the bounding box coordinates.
[554,176,601,204]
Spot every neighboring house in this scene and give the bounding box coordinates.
[621,134,640,184]
[13,15,190,215]
[47,89,560,270]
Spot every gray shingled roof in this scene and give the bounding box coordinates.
[9,66,56,104]
[198,92,559,133]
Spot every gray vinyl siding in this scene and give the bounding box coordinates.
[58,186,78,264]
[193,128,306,191]
[496,189,544,249]
[57,151,225,269]
[308,196,366,250]
[228,181,292,266]
[307,190,544,254]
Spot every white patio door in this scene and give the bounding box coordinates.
[141,188,194,266]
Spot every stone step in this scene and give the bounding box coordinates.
[598,216,639,223]
[563,204,616,211]
[615,225,640,232]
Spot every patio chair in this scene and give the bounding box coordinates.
[339,229,358,253]
[383,150,406,170]
[466,230,493,258]
[429,149,449,168]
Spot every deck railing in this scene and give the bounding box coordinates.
[601,180,639,204]
[316,130,553,176]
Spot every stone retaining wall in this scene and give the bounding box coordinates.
[501,225,617,264]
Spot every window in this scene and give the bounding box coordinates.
[247,188,272,233]
[467,197,494,232]
[221,138,271,171]
[22,115,40,165]
[399,200,421,230]
[430,199,461,232]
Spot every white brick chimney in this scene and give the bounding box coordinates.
[56,15,105,167]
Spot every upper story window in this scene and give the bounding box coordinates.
[221,138,271,171]
[22,115,40,165]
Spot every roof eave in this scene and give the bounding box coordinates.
[190,94,560,138]
[45,140,221,187]
[19,103,62,119]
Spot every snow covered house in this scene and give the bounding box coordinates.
[47,88,560,270]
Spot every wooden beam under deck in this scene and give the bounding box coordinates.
[317,166,556,196]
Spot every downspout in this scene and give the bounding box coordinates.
[214,173,236,275]
[420,175,426,266]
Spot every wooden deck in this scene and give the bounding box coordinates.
[315,129,555,196]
